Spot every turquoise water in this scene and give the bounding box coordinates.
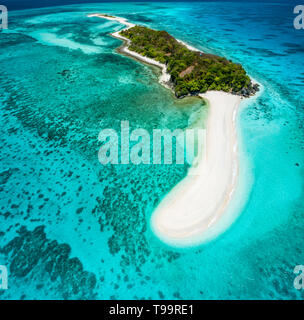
[0,2,303,299]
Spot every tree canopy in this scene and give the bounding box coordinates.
[120,26,258,98]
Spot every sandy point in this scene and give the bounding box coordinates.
[151,91,243,246]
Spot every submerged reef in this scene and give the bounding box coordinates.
[0,226,97,299]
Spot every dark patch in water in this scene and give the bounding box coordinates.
[0,225,97,299]
[0,33,37,48]
[123,14,154,23]
[285,48,304,54]
[247,47,287,57]
[282,42,303,48]
[0,168,19,185]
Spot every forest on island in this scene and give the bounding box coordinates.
[120,26,258,98]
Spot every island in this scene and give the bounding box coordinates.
[88,13,260,246]
[120,26,258,98]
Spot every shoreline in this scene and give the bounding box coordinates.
[152,91,242,246]
[88,13,259,246]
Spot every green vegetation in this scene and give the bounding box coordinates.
[102,14,116,18]
[120,26,258,98]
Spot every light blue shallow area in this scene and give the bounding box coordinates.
[0,2,303,299]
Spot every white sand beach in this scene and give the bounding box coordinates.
[176,39,200,52]
[89,13,255,246]
[152,92,242,245]
[87,13,135,29]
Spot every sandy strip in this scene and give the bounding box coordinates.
[176,39,201,52]
[151,92,241,246]
[87,13,135,29]
[89,13,256,246]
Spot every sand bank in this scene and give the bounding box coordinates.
[151,92,242,245]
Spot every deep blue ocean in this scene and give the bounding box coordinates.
[0,1,303,299]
